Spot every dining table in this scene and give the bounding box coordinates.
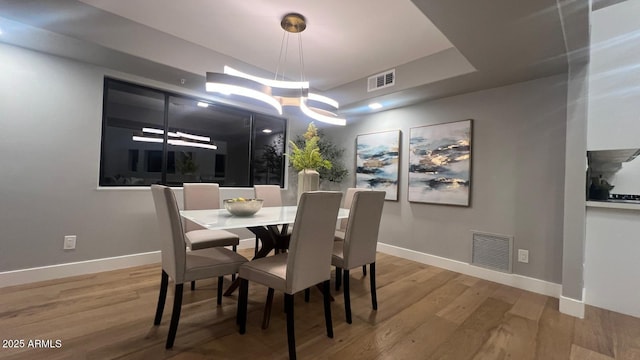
[180,205,350,296]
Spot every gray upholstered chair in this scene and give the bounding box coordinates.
[183,183,240,251]
[150,185,247,349]
[237,191,343,360]
[335,187,371,238]
[331,191,385,324]
[184,183,240,287]
[254,185,284,207]
[334,187,371,284]
[254,185,291,255]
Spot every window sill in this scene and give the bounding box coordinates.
[586,200,640,211]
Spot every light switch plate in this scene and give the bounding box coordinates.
[64,235,76,250]
[518,249,529,263]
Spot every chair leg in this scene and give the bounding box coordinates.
[370,262,378,310]
[262,288,274,329]
[154,270,169,325]
[304,288,310,303]
[165,283,184,349]
[343,269,352,324]
[190,280,195,291]
[285,293,296,360]
[217,276,224,305]
[362,265,367,277]
[322,280,334,338]
[238,279,249,334]
[335,267,342,291]
[232,246,237,281]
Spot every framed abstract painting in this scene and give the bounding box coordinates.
[355,130,401,201]
[408,119,473,206]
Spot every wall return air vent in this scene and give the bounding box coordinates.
[367,69,395,92]
[471,231,513,273]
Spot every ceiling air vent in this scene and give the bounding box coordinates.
[367,69,395,92]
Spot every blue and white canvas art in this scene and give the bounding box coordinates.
[408,119,472,206]
[356,130,400,201]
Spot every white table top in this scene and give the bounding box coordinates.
[181,205,350,231]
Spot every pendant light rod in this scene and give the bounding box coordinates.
[204,12,346,126]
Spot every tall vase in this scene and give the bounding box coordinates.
[297,169,319,203]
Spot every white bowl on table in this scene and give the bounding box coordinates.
[223,198,264,216]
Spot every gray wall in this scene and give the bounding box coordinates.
[1,42,155,271]
[324,75,568,283]
[562,64,589,300]
[0,40,568,286]
[0,42,304,272]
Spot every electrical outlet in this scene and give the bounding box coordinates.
[63,235,76,250]
[518,249,529,263]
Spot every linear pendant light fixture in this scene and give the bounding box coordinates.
[205,13,346,126]
[133,127,218,150]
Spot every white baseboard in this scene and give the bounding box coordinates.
[559,288,586,318]
[559,295,585,318]
[0,238,259,288]
[377,242,562,298]
[0,251,161,288]
[1,238,563,302]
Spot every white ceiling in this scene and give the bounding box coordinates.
[0,0,589,116]
[78,0,453,91]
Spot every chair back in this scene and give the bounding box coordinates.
[339,187,371,231]
[286,191,342,293]
[342,191,385,269]
[151,185,187,283]
[254,185,283,207]
[183,183,221,232]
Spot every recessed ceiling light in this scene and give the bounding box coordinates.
[0,28,3,36]
[262,129,273,133]
[368,102,383,110]
[196,102,209,108]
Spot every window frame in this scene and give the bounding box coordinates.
[99,77,288,188]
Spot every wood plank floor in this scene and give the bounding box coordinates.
[1,250,638,359]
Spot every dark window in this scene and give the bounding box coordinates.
[215,154,226,178]
[145,151,176,173]
[99,78,287,187]
[252,114,287,185]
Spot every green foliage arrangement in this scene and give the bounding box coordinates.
[290,123,349,183]
[316,135,348,182]
[288,123,332,172]
[177,152,198,174]
[258,134,284,184]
